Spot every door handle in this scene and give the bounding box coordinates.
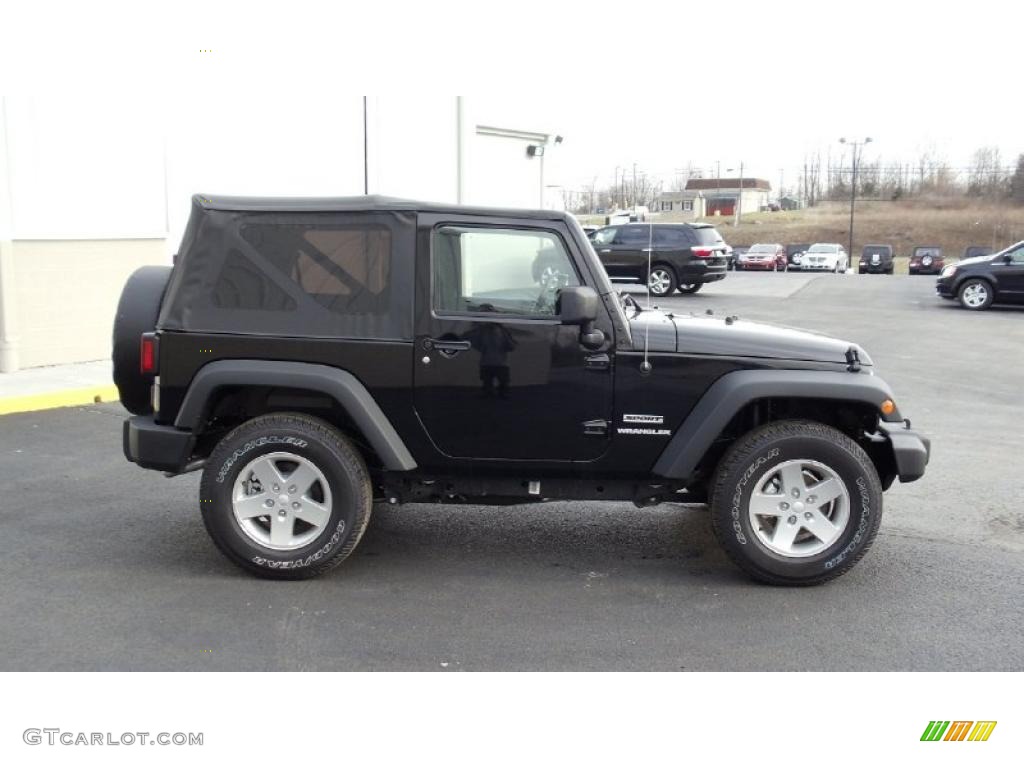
[600,249,611,254]
[426,339,471,353]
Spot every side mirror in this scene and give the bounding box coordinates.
[557,286,605,349]
[1004,253,1014,264]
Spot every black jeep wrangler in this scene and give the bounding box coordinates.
[115,195,929,585]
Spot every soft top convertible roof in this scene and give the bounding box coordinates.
[194,193,571,221]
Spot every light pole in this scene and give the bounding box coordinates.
[839,137,873,267]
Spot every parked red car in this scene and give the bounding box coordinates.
[909,246,944,275]
[738,243,788,271]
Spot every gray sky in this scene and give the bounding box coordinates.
[475,91,1022,195]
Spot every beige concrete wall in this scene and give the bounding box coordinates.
[11,239,168,369]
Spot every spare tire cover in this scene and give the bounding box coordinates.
[112,266,172,415]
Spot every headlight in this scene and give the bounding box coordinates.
[941,265,957,278]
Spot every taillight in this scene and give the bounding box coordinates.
[692,247,714,259]
[140,333,158,375]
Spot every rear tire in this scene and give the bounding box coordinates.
[647,264,677,297]
[199,413,373,580]
[709,419,883,586]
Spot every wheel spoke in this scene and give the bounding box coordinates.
[269,513,294,547]
[234,492,270,519]
[295,499,330,529]
[249,456,287,489]
[802,510,841,545]
[778,462,806,495]
[285,463,320,497]
[749,491,786,517]
[806,477,844,506]
[771,518,801,550]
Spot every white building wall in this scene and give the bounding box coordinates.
[0,95,563,371]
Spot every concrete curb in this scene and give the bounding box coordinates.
[0,385,120,416]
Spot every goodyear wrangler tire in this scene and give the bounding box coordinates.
[709,419,883,586]
[199,413,372,580]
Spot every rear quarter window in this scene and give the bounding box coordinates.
[689,227,724,245]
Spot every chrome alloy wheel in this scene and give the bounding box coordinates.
[648,268,672,295]
[231,451,332,550]
[961,282,989,308]
[747,459,850,558]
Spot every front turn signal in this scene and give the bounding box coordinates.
[880,399,896,417]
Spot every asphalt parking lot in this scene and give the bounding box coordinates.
[1,272,1022,671]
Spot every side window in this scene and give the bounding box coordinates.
[653,227,688,248]
[617,226,651,246]
[1004,245,1024,264]
[432,226,580,317]
[592,227,617,245]
[228,223,392,316]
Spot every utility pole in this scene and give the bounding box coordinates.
[734,161,744,227]
[839,137,873,268]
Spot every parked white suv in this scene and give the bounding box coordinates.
[802,243,849,273]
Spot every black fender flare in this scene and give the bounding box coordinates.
[652,369,902,481]
[174,359,417,471]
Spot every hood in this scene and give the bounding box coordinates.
[629,310,871,365]
[953,254,995,268]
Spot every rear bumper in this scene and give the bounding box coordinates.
[123,416,194,473]
[679,263,727,283]
[878,421,930,483]
[860,263,891,273]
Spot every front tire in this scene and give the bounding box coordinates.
[709,419,883,586]
[958,278,994,311]
[199,413,372,579]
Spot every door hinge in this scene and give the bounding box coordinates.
[584,352,610,371]
[583,419,609,436]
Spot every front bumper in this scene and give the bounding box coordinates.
[123,416,194,473]
[935,275,956,298]
[739,260,773,270]
[878,421,930,483]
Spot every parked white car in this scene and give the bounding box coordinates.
[802,243,849,272]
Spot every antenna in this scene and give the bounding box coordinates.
[640,221,653,374]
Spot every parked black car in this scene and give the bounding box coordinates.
[786,243,810,271]
[115,194,928,585]
[590,222,728,296]
[859,244,894,274]
[963,245,993,260]
[936,240,1024,310]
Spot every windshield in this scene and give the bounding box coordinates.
[808,244,836,253]
[863,246,889,256]
[749,244,776,253]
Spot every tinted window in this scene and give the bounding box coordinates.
[654,227,689,247]
[592,227,617,245]
[618,226,652,245]
[223,223,393,316]
[432,226,579,317]
[689,226,723,245]
[862,246,891,257]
